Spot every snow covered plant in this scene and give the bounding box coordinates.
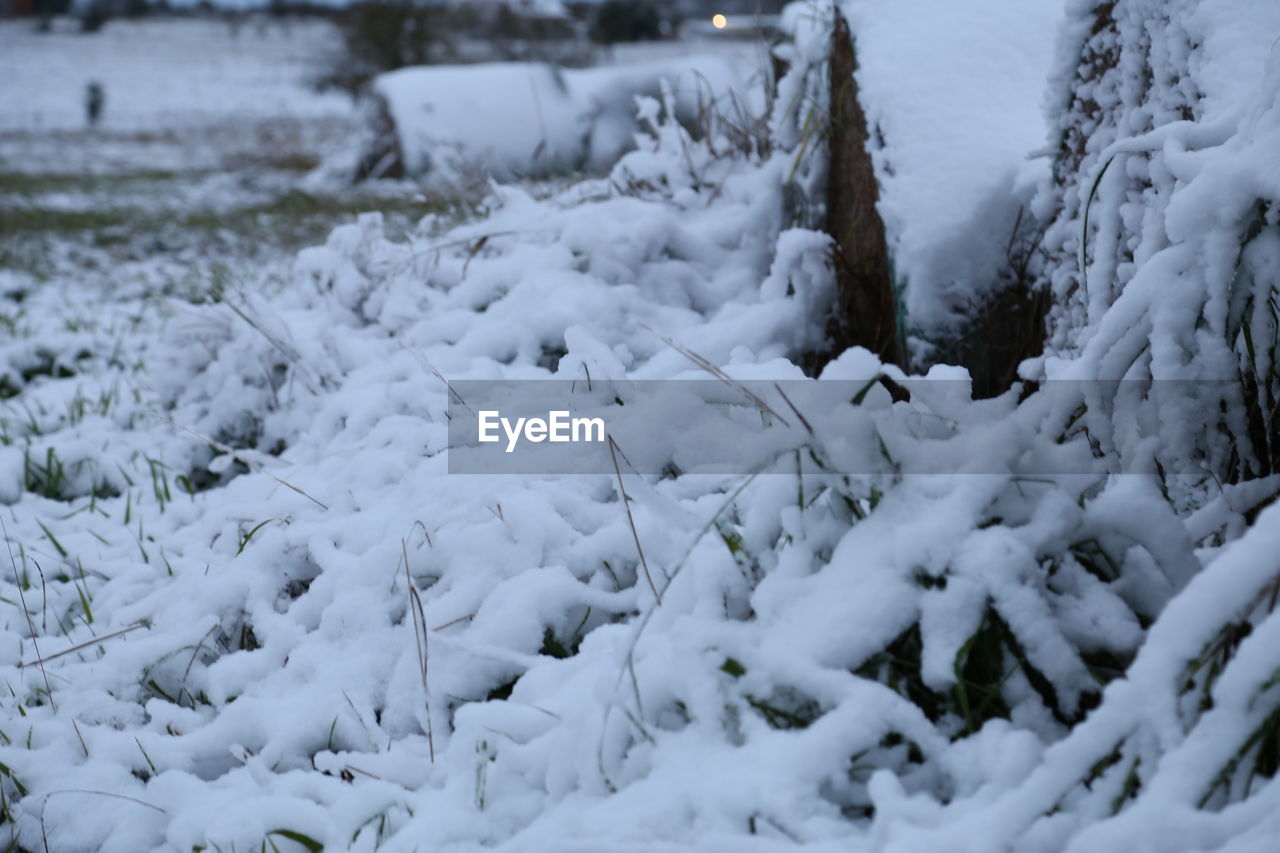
[1036,0,1280,490]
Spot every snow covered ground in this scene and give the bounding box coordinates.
[1,4,1279,852]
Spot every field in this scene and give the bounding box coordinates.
[0,17,460,284]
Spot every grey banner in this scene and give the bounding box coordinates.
[445,378,1263,476]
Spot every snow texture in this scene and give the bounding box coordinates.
[1,3,1279,852]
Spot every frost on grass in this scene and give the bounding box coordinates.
[0,2,1279,852]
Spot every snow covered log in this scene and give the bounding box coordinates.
[362,62,586,184]
[352,55,766,185]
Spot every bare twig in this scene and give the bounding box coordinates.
[432,613,474,632]
[386,229,520,278]
[221,298,320,395]
[22,621,148,669]
[598,470,759,788]
[184,622,220,683]
[404,539,435,762]
[608,437,660,604]
[644,326,791,427]
[774,383,814,436]
[2,518,55,712]
[400,345,471,414]
[41,789,165,853]
[344,764,385,781]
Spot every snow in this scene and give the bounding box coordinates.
[1,4,1279,853]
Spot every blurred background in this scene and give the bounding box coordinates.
[0,0,786,280]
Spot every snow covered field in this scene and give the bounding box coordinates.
[1,3,1279,852]
[0,17,350,132]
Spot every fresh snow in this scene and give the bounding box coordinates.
[1,4,1279,853]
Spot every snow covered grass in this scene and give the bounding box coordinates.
[0,93,816,849]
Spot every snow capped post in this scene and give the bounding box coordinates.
[825,8,901,367]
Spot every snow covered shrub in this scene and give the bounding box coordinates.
[926,2,1280,847]
[1035,0,1280,488]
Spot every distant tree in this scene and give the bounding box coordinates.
[493,2,578,42]
[318,1,450,96]
[80,0,109,32]
[590,1,662,45]
[33,0,72,32]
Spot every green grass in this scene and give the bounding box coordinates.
[0,169,192,196]
[180,189,460,245]
[0,206,136,236]
[1,191,453,240]
[0,169,470,267]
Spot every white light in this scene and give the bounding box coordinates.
[712,14,728,29]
